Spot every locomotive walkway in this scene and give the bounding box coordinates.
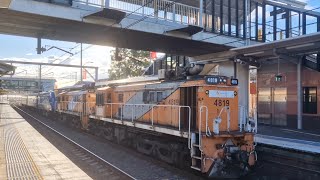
[0,103,91,180]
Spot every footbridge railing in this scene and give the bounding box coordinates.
[74,0,201,26]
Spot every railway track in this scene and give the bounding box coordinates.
[13,105,136,180]
[13,104,320,180]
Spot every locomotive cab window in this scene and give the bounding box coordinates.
[96,93,104,106]
[107,93,111,103]
[157,92,163,102]
[143,91,149,103]
[303,87,317,114]
[150,92,155,102]
[118,93,123,102]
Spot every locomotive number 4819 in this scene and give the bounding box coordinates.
[214,99,230,107]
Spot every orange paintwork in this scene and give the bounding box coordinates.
[197,86,239,132]
[94,78,255,174]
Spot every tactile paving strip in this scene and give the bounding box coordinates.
[2,113,43,180]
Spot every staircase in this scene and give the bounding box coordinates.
[190,133,202,171]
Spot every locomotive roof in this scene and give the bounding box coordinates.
[95,76,159,87]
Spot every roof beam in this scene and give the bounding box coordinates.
[0,60,98,69]
[265,0,320,17]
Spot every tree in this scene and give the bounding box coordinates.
[108,48,151,80]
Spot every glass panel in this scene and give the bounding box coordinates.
[249,1,256,40]
[238,0,245,38]
[214,0,221,33]
[265,5,274,42]
[230,0,237,36]
[257,6,263,41]
[290,11,301,37]
[276,7,286,40]
[306,15,318,34]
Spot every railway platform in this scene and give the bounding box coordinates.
[256,125,320,154]
[0,103,91,180]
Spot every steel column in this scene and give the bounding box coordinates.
[302,12,306,35]
[38,65,42,108]
[243,0,247,39]
[199,0,204,27]
[317,17,320,32]
[262,2,266,42]
[220,0,223,34]
[105,0,110,8]
[285,9,290,38]
[228,0,231,36]
[95,68,99,81]
[236,0,239,37]
[255,2,258,41]
[297,58,302,129]
[317,53,320,71]
[273,6,277,41]
[212,0,215,32]
[80,43,83,82]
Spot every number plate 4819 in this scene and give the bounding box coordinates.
[214,99,230,107]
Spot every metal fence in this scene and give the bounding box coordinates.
[74,0,201,26]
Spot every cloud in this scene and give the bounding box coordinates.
[1,45,113,88]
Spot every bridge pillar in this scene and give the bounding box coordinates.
[105,0,110,8]
[199,0,203,27]
[297,58,302,129]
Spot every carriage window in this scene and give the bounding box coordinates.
[303,87,317,114]
[118,94,123,102]
[150,92,155,102]
[96,94,105,106]
[107,93,111,103]
[157,92,163,102]
[101,94,104,105]
[143,91,149,102]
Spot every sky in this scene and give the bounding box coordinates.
[0,0,319,88]
[0,35,113,87]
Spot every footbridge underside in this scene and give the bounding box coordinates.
[0,0,239,56]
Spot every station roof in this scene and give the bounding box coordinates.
[232,32,320,62]
[192,32,320,68]
[0,62,15,76]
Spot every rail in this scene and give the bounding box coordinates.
[74,0,201,26]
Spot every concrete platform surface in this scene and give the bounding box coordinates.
[256,125,320,154]
[0,103,92,180]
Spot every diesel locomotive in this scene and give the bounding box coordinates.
[19,55,257,178]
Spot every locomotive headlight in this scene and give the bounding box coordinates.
[231,79,238,85]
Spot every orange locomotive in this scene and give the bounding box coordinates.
[52,56,256,178]
[87,56,257,178]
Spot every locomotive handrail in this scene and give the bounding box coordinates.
[103,103,191,135]
[198,106,208,152]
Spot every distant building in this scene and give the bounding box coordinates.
[0,76,56,94]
